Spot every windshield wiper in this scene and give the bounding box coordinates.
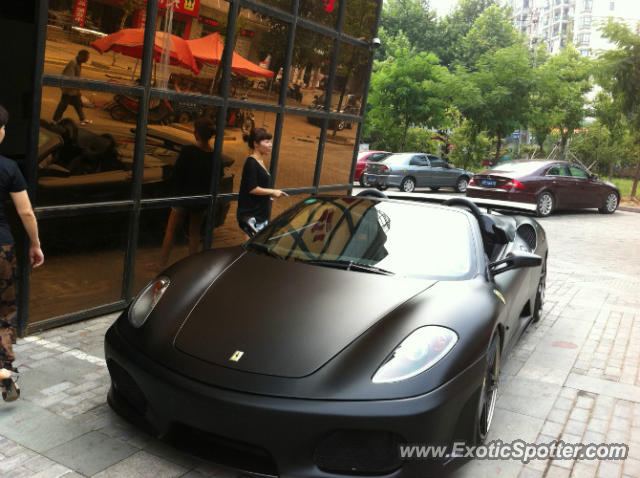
[244,243,282,259]
[304,259,394,276]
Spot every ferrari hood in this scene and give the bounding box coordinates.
[174,252,436,378]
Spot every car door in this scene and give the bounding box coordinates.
[428,156,455,187]
[567,165,602,208]
[408,155,430,186]
[544,164,574,208]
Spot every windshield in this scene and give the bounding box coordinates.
[247,197,476,280]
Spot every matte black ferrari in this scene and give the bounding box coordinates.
[104,192,548,478]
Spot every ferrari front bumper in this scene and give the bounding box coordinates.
[105,320,486,478]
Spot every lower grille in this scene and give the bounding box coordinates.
[517,224,537,251]
[314,430,403,475]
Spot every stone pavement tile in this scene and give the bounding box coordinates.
[496,378,561,420]
[28,463,80,478]
[91,450,188,478]
[487,408,544,443]
[190,461,244,478]
[43,431,138,476]
[545,464,571,478]
[22,455,61,473]
[596,460,624,478]
[565,374,640,403]
[570,462,597,478]
[518,465,543,478]
[622,457,640,477]
[0,401,90,453]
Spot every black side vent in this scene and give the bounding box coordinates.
[517,224,537,251]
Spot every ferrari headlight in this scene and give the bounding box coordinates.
[372,326,458,383]
[128,277,170,328]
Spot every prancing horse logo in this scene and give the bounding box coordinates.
[229,350,244,362]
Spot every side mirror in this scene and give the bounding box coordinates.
[489,251,542,276]
[590,173,598,181]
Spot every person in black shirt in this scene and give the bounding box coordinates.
[0,105,44,401]
[237,128,287,237]
[158,118,216,270]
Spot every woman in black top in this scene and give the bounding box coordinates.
[158,117,215,270]
[237,128,287,237]
[0,105,44,401]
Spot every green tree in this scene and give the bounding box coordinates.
[598,20,640,196]
[378,0,438,59]
[435,0,497,68]
[449,118,491,170]
[453,44,533,159]
[460,5,522,69]
[365,33,450,151]
[529,46,592,155]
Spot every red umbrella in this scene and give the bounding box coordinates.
[91,28,199,75]
[187,33,274,78]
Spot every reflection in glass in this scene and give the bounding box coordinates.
[223,110,277,193]
[211,201,250,249]
[141,100,228,200]
[228,8,289,105]
[274,114,319,189]
[331,43,369,113]
[28,212,127,324]
[291,28,333,109]
[343,0,379,41]
[319,122,357,185]
[134,203,211,292]
[299,0,340,29]
[38,86,138,206]
[270,194,307,219]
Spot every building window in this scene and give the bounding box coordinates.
[583,0,592,10]
[582,16,592,27]
[577,32,591,44]
[579,49,590,56]
[610,1,615,10]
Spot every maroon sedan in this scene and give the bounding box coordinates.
[354,151,390,186]
[467,160,620,217]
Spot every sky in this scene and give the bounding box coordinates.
[428,0,458,17]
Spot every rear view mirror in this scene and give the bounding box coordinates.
[489,252,542,276]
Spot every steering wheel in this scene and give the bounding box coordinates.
[356,189,388,199]
[442,197,483,219]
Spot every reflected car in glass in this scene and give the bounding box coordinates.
[354,150,390,186]
[363,153,474,193]
[467,160,620,217]
[105,193,548,478]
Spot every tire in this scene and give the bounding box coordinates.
[177,112,191,124]
[475,333,501,444]
[599,191,618,214]
[532,254,547,323]
[376,185,388,191]
[336,119,346,131]
[536,192,554,217]
[241,116,255,136]
[358,176,367,187]
[400,177,416,193]
[455,176,469,193]
[109,105,130,122]
[430,187,440,191]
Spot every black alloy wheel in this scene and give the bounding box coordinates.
[532,254,547,323]
[476,333,501,443]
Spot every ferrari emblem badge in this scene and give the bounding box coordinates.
[493,289,506,304]
[229,350,244,362]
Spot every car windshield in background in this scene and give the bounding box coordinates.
[489,161,547,174]
[248,197,475,280]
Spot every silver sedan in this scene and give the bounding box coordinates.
[363,153,474,193]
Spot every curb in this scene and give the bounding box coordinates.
[619,206,640,213]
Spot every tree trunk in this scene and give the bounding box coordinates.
[631,155,640,197]
[560,133,568,155]
[401,115,409,152]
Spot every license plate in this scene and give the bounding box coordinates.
[481,179,497,187]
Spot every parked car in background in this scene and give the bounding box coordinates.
[467,160,620,217]
[363,152,474,193]
[355,151,391,186]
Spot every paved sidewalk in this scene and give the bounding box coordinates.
[1,210,639,478]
